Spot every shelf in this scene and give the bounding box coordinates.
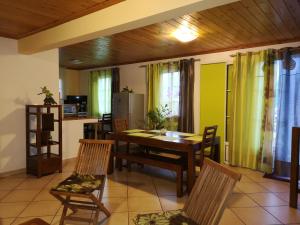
[26,105,62,177]
[30,141,59,148]
[29,129,55,133]
[28,153,61,159]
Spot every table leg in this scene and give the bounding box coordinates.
[215,141,220,163]
[187,150,195,193]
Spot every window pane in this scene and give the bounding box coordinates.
[160,71,180,116]
[98,75,112,116]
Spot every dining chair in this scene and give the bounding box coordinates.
[99,113,113,139]
[50,139,113,225]
[195,125,218,167]
[134,158,241,225]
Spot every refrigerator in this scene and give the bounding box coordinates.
[112,93,144,129]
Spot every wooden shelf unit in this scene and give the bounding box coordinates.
[26,105,62,177]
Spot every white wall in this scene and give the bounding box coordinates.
[0,37,59,174]
[59,68,81,99]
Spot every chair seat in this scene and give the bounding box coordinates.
[52,173,103,194]
[133,210,198,225]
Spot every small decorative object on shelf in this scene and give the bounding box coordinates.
[38,86,57,105]
[121,86,134,93]
[26,105,62,177]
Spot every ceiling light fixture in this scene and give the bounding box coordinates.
[172,21,199,43]
[70,59,83,65]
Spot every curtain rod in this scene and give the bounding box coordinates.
[230,46,300,57]
[139,58,200,68]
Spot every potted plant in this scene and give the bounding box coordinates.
[38,86,57,105]
[147,104,171,130]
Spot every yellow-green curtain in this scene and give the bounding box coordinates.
[146,62,179,130]
[88,69,112,117]
[229,51,267,169]
[146,64,161,113]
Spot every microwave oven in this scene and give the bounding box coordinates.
[63,104,77,116]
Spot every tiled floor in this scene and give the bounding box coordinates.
[0,160,300,225]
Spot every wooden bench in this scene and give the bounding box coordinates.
[116,150,186,197]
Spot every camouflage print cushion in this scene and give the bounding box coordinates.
[133,210,198,225]
[52,173,102,194]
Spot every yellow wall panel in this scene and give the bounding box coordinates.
[200,63,226,163]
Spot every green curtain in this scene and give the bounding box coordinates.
[229,51,267,170]
[88,69,112,117]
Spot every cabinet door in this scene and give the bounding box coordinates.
[112,93,129,120]
[200,63,226,163]
[128,94,144,129]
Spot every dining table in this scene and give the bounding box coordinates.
[112,129,220,193]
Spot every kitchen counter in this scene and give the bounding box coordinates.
[63,116,97,121]
[62,117,98,159]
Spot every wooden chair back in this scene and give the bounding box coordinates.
[183,158,241,225]
[74,139,114,176]
[101,113,113,132]
[201,125,218,156]
[114,118,128,132]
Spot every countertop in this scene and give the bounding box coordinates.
[63,116,98,121]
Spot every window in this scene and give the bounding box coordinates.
[98,72,112,116]
[160,71,180,116]
[89,69,112,117]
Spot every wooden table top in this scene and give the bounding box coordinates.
[113,129,219,152]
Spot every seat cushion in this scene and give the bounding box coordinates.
[133,210,198,225]
[52,173,103,194]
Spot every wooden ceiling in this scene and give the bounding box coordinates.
[60,0,300,70]
[0,0,124,39]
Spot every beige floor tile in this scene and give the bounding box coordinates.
[259,181,289,193]
[236,182,269,194]
[98,212,129,225]
[0,218,16,225]
[248,193,288,207]
[128,211,162,225]
[108,171,128,183]
[16,178,50,190]
[240,175,255,182]
[128,184,156,197]
[33,189,56,201]
[19,200,61,217]
[53,209,95,224]
[274,192,300,204]
[0,178,25,190]
[159,196,186,211]
[233,186,243,193]
[0,190,10,200]
[227,193,258,208]
[128,196,161,212]
[245,172,271,183]
[2,189,40,202]
[127,173,153,186]
[105,179,128,188]
[264,206,300,224]
[12,216,54,225]
[0,202,28,218]
[218,209,244,225]
[102,197,128,213]
[231,207,281,225]
[153,179,177,196]
[104,186,128,198]
[228,166,253,175]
